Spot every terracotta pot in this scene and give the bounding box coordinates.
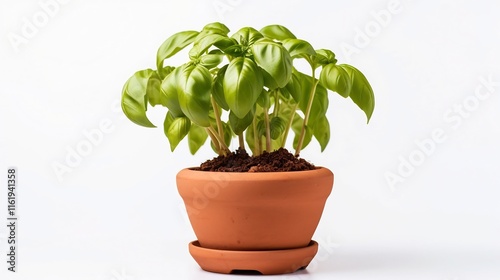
[177,167,334,251]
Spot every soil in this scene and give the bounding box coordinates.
[196,148,316,172]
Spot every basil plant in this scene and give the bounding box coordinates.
[122,22,374,156]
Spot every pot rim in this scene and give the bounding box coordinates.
[177,166,333,183]
[181,166,330,173]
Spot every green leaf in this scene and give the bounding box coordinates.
[222,121,233,146]
[177,63,213,127]
[284,70,303,103]
[294,70,328,123]
[223,57,264,118]
[229,109,254,135]
[121,69,156,128]
[222,44,245,57]
[201,22,230,35]
[251,41,292,88]
[160,67,184,118]
[256,89,270,108]
[164,113,191,151]
[338,64,375,123]
[320,63,352,98]
[199,54,224,69]
[260,24,296,40]
[188,123,208,154]
[231,27,263,46]
[292,114,312,150]
[313,116,330,152]
[260,66,279,90]
[212,65,229,110]
[256,119,266,137]
[189,33,234,58]
[157,30,199,69]
[282,39,316,59]
[308,83,328,124]
[157,65,175,80]
[315,49,337,66]
[146,71,164,107]
[270,116,286,140]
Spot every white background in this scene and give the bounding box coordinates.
[1,0,500,279]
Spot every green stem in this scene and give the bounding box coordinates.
[238,133,245,150]
[205,127,222,155]
[208,126,230,155]
[211,96,224,141]
[252,116,260,155]
[263,108,271,152]
[295,69,319,156]
[272,89,280,117]
[281,103,298,147]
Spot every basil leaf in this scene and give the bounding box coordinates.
[223,57,263,118]
[201,22,230,35]
[313,115,330,152]
[188,123,208,155]
[282,38,316,59]
[315,49,337,65]
[231,27,263,46]
[212,65,229,110]
[260,24,296,40]
[251,41,292,88]
[199,54,224,69]
[177,64,212,127]
[320,63,352,98]
[189,33,234,58]
[164,113,191,152]
[229,109,254,135]
[338,64,375,123]
[121,69,156,128]
[270,116,286,140]
[160,67,184,118]
[157,30,199,69]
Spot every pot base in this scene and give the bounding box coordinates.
[188,240,318,275]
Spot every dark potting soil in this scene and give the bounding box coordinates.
[196,148,316,172]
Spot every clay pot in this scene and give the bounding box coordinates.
[176,167,334,251]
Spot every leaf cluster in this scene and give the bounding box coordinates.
[122,22,375,156]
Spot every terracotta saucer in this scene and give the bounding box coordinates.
[188,240,318,275]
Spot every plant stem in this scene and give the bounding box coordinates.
[238,133,245,150]
[281,103,298,147]
[205,127,222,155]
[208,126,230,155]
[295,69,319,156]
[263,108,271,152]
[272,90,280,117]
[211,96,224,141]
[252,117,260,155]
